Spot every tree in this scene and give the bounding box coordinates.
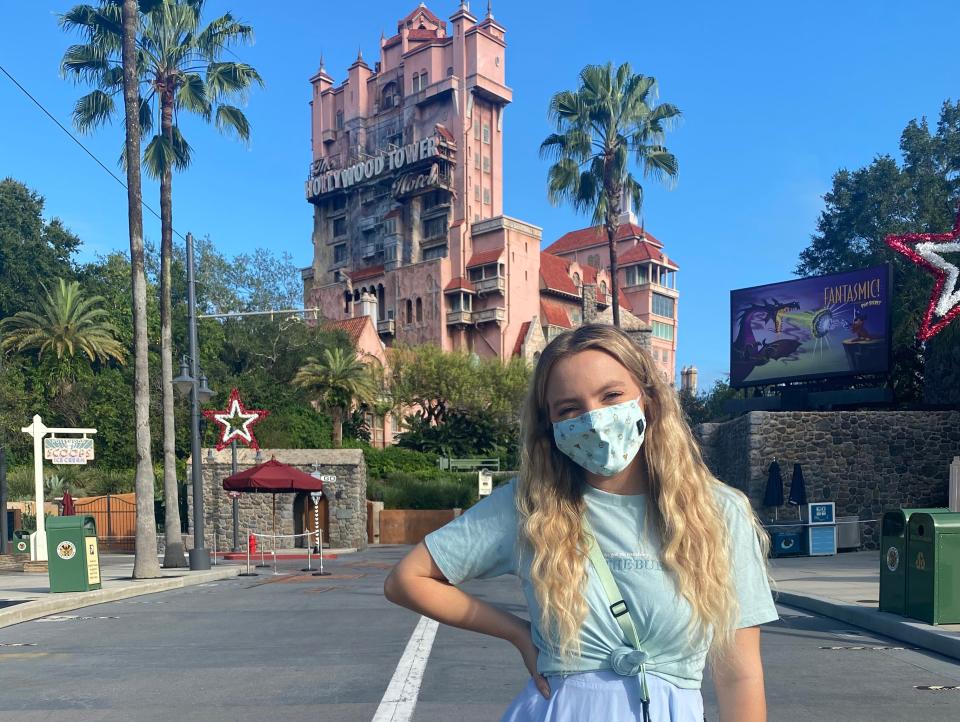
[541,62,680,326]
[796,100,960,404]
[0,279,125,364]
[293,347,377,448]
[122,0,161,578]
[0,178,79,320]
[679,378,739,426]
[60,0,262,567]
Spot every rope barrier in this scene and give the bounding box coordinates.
[763,519,878,529]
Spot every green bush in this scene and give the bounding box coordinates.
[371,471,477,510]
[345,444,438,481]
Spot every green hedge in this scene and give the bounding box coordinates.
[341,443,439,481]
[367,470,515,510]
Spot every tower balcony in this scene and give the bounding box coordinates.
[473,307,505,324]
[446,309,473,326]
[377,318,395,335]
[474,276,505,295]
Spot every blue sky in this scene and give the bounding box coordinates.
[2,1,959,388]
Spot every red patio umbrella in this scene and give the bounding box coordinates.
[61,491,75,516]
[222,458,324,549]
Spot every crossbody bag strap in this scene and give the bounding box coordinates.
[583,518,643,650]
[583,517,651,714]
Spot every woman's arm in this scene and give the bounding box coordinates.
[712,626,767,722]
[384,541,552,698]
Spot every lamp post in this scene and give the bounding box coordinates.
[174,231,216,571]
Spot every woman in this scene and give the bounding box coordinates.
[384,324,778,721]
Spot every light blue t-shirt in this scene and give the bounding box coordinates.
[424,478,779,689]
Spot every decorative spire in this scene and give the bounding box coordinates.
[460,0,469,9]
[318,52,325,72]
[357,46,363,61]
[487,0,493,19]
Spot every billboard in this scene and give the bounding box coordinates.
[730,265,891,387]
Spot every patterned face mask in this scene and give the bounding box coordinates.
[552,397,647,477]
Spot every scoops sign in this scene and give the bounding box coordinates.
[43,437,95,465]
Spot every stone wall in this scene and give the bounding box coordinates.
[186,447,367,552]
[695,411,960,549]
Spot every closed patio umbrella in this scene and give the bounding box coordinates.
[61,491,75,516]
[788,462,808,508]
[763,460,784,521]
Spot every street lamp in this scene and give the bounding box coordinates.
[180,231,214,571]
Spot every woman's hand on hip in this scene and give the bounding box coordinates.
[511,620,551,699]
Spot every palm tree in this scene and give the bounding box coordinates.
[293,348,378,448]
[122,0,160,579]
[0,278,125,363]
[541,62,681,327]
[60,0,262,568]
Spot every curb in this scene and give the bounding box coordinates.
[775,590,960,662]
[0,566,240,630]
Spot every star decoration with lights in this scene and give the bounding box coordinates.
[885,208,960,342]
[202,388,270,451]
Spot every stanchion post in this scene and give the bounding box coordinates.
[301,538,313,573]
[238,531,258,577]
[313,528,330,577]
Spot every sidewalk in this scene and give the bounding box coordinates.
[0,554,240,629]
[769,550,960,661]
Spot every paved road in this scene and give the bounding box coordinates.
[0,546,958,721]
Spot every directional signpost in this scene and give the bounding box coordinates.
[311,473,334,577]
[21,415,97,562]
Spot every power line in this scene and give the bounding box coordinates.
[0,61,186,242]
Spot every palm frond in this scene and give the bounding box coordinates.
[72,89,116,132]
[214,104,250,143]
[206,62,263,101]
[176,71,210,118]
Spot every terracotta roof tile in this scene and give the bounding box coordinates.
[407,28,439,41]
[545,223,662,254]
[324,316,370,345]
[512,321,531,357]
[435,123,455,143]
[444,277,475,293]
[539,252,578,296]
[347,264,385,282]
[383,33,402,49]
[540,299,572,328]
[466,248,503,267]
[618,244,678,268]
[400,4,443,28]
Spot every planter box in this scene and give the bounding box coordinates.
[379,509,459,545]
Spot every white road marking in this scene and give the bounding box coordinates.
[372,615,439,722]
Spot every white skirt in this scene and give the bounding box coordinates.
[499,669,704,722]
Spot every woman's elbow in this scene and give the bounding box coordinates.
[383,568,402,604]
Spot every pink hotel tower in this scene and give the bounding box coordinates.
[302,3,679,385]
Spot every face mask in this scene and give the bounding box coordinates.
[552,397,646,477]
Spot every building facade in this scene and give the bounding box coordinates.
[302,3,678,383]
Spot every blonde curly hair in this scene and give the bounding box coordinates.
[516,324,768,665]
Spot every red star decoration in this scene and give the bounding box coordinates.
[202,388,270,451]
[885,207,960,342]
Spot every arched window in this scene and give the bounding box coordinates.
[411,73,419,93]
[381,81,398,110]
[344,291,351,314]
[377,284,385,320]
[405,299,413,324]
[415,297,423,323]
[600,281,607,296]
[353,289,361,302]
[572,272,581,287]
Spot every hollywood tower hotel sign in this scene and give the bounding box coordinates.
[301,2,546,358]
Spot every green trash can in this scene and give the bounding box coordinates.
[12,530,31,556]
[46,516,102,593]
[905,512,960,625]
[879,508,948,614]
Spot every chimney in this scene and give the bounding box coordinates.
[680,366,699,395]
[581,283,597,325]
[359,291,378,321]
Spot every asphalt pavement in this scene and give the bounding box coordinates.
[0,546,958,721]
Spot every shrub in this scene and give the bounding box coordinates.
[372,471,477,510]
[345,443,439,481]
